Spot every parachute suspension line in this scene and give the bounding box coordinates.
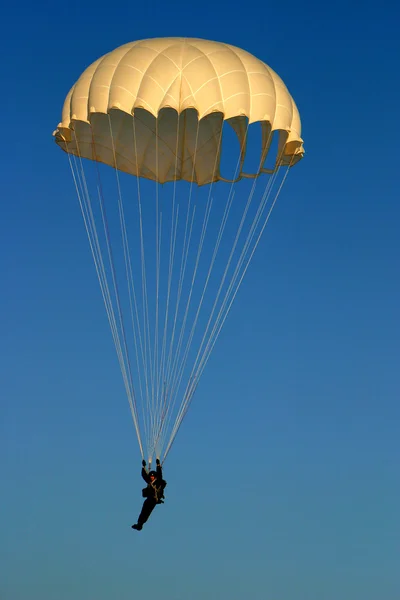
[157,172,179,435]
[151,39,189,459]
[110,168,149,457]
[151,111,188,458]
[164,120,200,382]
[153,117,202,456]
[147,118,160,458]
[159,120,241,457]
[158,205,198,448]
[90,126,143,456]
[152,115,182,459]
[172,164,292,443]
[106,115,148,457]
[151,117,161,457]
[67,149,128,408]
[164,140,248,416]
[163,186,231,429]
[67,151,119,354]
[131,115,154,461]
[170,166,284,439]
[179,156,275,392]
[163,148,200,408]
[163,139,292,461]
[65,135,144,458]
[163,183,195,389]
[162,154,246,457]
[160,119,251,455]
[156,188,215,451]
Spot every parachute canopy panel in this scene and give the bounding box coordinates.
[54,37,304,184]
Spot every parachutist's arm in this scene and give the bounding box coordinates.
[141,468,150,483]
[156,458,163,479]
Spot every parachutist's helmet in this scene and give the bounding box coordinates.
[149,470,157,479]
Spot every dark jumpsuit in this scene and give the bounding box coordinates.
[137,464,167,526]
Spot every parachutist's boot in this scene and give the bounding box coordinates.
[132,523,143,531]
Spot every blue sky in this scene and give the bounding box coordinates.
[1,2,399,599]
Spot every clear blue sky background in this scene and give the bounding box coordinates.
[1,2,399,599]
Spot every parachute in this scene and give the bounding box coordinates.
[54,37,304,465]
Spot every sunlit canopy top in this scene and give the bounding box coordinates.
[54,37,304,184]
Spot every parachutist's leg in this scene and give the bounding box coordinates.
[136,499,157,527]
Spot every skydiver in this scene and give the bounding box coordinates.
[131,458,167,531]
